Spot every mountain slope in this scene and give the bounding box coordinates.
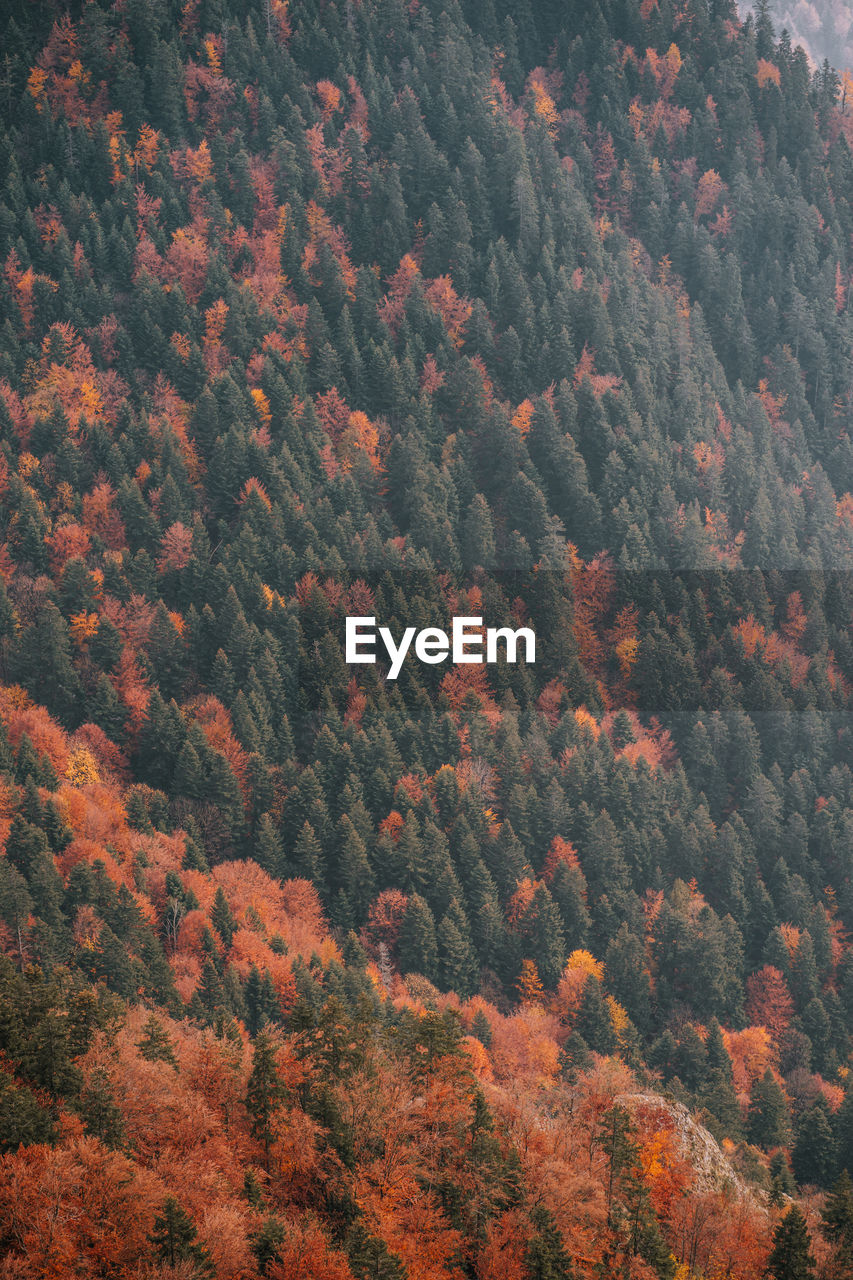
[2,0,853,1275]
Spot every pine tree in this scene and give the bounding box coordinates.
[245,965,264,1036]
[6,816,50,879]
[137,1014,179,1067]
[78,1067,125,1149]
[834,1086,853,1179]
[246,1031,285,1169]
[15,734,58,788]
[0,1074,55,1151]
[823,1170,853,1274]
[211,886,237,949]
[766,1206,816,1280]
[575,976,616,1055]
[0,862,33,964]
[461,493,496,569]
[746,1068,790,1150]
[791,932,819,1009]
[42,800,72,853]
[518,883,566,988]
[582,810,630,903]
[345,1222,406,1279]
[13,604,82,724]
[769,1150,796,1204]
[206,753,247,851]
[701,1019,742,1138]
[148,1197,214,1275]
[550,860,591,947]
[174,741,205,799]
[525,1205,574,1278]
[254,813,282,876]
[197,957,224,1022]
[89,673,127,739]
[599,1104,636,1226]
[250,1215,286,1273]
[137,694,186,791]
[292,820,325,886]
[334,814,375,929]
[605,923,651,1033]
[471,1008,493,1047]
[792,1104,836,1188]
[211,648,236,703]
[438,899,479,996]
[397,894,439,984]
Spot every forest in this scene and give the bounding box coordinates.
[752,0,853,78]
[3,0,853,1274]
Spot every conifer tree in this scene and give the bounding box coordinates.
[397,894,439,985]
[211,886,237,949]
[576,976,616,1055]
[137,1014,179,1067]
[525,1205,574,1279]
[701,1019,742,1138]
[78,1067,125,1149]
[823,1170,853,1274]
[766,1206,816,1280]
[254,813,282,876]
[792,1104,836,1188]
[246,1031,285,1169]
[518,882,566,988]
[148,1197,214,1276]
[746,1068,790,1150]
[438,899,479,997]
[292,820,325,887]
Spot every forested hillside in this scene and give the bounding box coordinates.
[3,0,853,1274]
[752,0,853,77]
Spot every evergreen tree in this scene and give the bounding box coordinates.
[250,1216,286,1274]
[575,976,616,1055]
[346,1222,406,1279]
[518,883,566,988]
[605,923,651,1033]
[292,821,325,886]
[78,1067,125,1149]
[746,1068,790,1150]
[822,1170,853,1274]
[245,965,279,1035]
[211,886,237,949]
[148,1197,214,1276]
[769,1150,796,1203]
[12,604,82,724]
[0,1075,55,1151]
[397,894,439,985]
[254,813,282,876]
[438,899,479,997]
[834,1086,853,1180]
[766,1206,816,1280]
[792,1104,836,1188]
[701,1020,742,1138]
[137,1014,179,1067]
[334,814,375,929]
[246,1032,285,1169]
[525,1205,574,1279]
